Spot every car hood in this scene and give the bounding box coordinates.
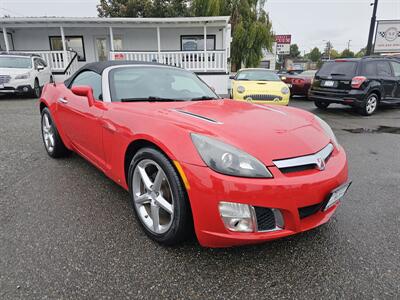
[233,80,287,93]
[162,100,330,165]
[0,68,31,75]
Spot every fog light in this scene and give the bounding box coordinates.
[219,201,256,232]
[23,87,29,92]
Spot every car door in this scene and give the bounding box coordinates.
[33,58,46,86]
[57,70,106,169]
[389,60,400,101]
[376,60,396,101]
[39,58,52,83]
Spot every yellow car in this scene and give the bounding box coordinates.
[230,68,290,105]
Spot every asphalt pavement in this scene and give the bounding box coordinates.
[0,96,399,299]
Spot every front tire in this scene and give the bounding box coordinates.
[128,147,192,246]
[314,100,330,110]
[41,107,70,158]
[32,79,41,98]
[359,93,378,116]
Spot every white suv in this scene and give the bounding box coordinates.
[0,53,53,98]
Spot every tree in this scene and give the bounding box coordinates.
[191,0,274,69]
[290,44,300,58]
[355,47,366,58]
[330,49,339,59]
[98,0,275,70]
[308,47,321,62]
[97,0,190,17]
[340,49,355,58]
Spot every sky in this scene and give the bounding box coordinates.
[0,0,399,53]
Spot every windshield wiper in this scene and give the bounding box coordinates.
[121,96,185,102]
[329,73,346,76]
[190,96,219,101]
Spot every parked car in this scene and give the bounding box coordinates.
[230,68,290,105]
[0,53,53,98]
[309,57,400,115]
[282,70,317,97]
[39,61,350,248]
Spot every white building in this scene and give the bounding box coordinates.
[0,16,231,94]
[259,43,277,70]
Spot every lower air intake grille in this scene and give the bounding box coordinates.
[254,207,276,231]
[245,94,282,101]
[298,203,322,219]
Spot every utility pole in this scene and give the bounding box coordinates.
[366,0,378,56]
[347,40,352,51]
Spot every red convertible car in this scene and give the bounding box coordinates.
[282,70,317,97]
[39,61,350,248]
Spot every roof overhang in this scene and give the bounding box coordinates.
[0,16,230,28]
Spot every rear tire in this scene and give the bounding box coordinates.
[358,93,378,116]
[314,101,330,110]
[41,107,70,158]
[128,147,192,246]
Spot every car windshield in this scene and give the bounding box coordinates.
[109,66,219,102]
[236,70,281,81]
[317,61,357,77]
[0,56,32,69]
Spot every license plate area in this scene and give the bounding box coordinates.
[321,80,336,87]
[323,181,352,211]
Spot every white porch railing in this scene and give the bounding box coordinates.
[109,50,227,72]
[12,50,79,75]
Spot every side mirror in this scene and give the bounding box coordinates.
[37,65,45,71]
[229,75,235,80]
[71,85,95,106]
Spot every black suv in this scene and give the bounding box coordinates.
[309,56,400,115]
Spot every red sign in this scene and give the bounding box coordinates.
[275,35,291,44]
[114,53,125,60]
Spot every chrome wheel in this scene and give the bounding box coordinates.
[42,113,55,152]
[132,159,174,234]
[366,95,377,114]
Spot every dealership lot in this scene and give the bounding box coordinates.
[0,96,399,299]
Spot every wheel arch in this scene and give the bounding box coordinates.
[123,138,176,188]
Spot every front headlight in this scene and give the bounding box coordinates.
[281,86,290,95]
[15,73,30,80]
[315,115,339,146]
[191,134,273,178]
[237,85,245,94]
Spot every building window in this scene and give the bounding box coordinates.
[181,35,216,51]
[49,36,86,61]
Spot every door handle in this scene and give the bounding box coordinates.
[58,97,68,104]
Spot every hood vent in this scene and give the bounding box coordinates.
[172,109,223,124]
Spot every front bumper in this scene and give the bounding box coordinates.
[180,145,348,247]
[0,85,33,94]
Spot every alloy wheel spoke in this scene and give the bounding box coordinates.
[152,169,164,193]
[48,134,55,147]
[135,193,150,205]
[151,204,160,233]
[155,195,173,215]
[138,166,153,190]
[44,115,50,128]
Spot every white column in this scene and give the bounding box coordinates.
[203,24,207,72]
[109,27,114,52]
[156,26,161,62]
[60,27,68,66]
[2,27,10,52]
[222,25,227,73]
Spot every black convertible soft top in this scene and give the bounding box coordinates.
[64,60,169,87]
